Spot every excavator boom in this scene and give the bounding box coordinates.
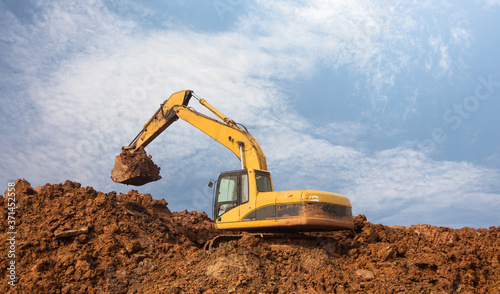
[111,90,267,185]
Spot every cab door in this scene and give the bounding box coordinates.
[213,170,252,223]
[214,174,239,222]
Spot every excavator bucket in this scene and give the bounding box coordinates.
[111,148,161,186]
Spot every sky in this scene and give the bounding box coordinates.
[1,0,499,228]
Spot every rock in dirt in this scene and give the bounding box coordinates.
[54,227,89,238]
[356,269,375,281]
[1,179,500,293]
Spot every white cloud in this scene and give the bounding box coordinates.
[313,121,368,147]
[267,137,500,227]
[451,25,471,47]
[242,1,408,83]
[478,0,500,7]
[235,0,472,131]
[428,36,452,75]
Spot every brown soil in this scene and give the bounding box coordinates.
[111,148,161,186]
[1,179,500,293]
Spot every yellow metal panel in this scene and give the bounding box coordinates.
[300,190,352,207]
[217,205,240,223]
[255,191,277,208]
[275,190,302,204]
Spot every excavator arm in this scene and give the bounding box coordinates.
[111,90,267,186]
[125,89,193,150]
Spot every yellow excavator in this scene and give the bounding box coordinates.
[111,90,354,232]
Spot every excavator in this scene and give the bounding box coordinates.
[111,90,354,234]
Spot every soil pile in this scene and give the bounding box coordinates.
[1,179,500,293]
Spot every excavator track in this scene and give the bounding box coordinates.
[204,233,338,251]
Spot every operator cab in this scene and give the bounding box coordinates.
[212,169,272,220]
[211,168,354,232]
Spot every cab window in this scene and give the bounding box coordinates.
[256,174,272,192]
[217,176,238,202]
[215,175,238,217]
[241,174,249,203]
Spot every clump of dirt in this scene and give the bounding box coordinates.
[0,179,216,293]
[1,179,500,293]
[111,147,161,186]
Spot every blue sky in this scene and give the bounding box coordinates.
[1,0,499,228]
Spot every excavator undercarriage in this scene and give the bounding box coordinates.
[204,232,340,251]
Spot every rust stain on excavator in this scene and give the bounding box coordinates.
[275,204,354,231]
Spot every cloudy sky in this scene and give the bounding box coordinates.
[1,0,499,228]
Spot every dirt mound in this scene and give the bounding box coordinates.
[0,179,215,293]
[1,179,500,293]
[111,148,162,186]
